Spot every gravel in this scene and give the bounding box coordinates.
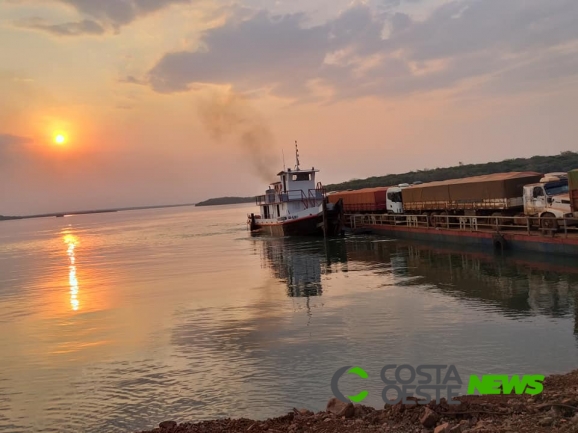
[134,369,578,433]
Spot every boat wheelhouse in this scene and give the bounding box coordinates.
[247,144,344,237]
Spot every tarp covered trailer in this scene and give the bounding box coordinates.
[401,172,543,214]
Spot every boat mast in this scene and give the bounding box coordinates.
[295,140,300,170]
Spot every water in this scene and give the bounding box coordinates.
[1,204,578,432]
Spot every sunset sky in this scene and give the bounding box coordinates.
[1,0,578,214]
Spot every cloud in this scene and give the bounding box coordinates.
[12,0,195,36]
[378,0,423,10]
[57,0,191,28]
[0,134,31,146]
[15,17,105,36]
[119,75,148,85]
[146,0,578,101]
[148,5,385,96]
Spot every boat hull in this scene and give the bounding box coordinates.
[361,223,578,256]
[252,215,324,236]
[249,206,344,237]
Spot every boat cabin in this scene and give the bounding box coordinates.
[256,166,324,221]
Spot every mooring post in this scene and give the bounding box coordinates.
[322,199,328,238]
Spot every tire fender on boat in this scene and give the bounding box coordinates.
[492,233,507,251]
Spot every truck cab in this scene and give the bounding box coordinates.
[386,184,410,214]
[523,174,573,228]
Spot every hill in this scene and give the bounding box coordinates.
[195,196,255,206]
[324,151,578,191]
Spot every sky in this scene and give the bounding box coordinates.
[1,0,578,214]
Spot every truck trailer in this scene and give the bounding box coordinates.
[399,172,543,215]
[327,187,391,213]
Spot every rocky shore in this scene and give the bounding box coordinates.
[136,369,578,433]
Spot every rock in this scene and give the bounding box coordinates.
[298,408,314,416]
[353,404,373,418]
[391,402,406,415]
[326,397,355,418]
[158,420,177,429]
[539,417,554,426]
[450,425,463,433]
[420,408,440,428]
[469,422,486,432]
[434,423,450,433]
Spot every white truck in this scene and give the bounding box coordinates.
[522,173,573,229]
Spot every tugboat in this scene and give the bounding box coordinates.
[247,143,344,237]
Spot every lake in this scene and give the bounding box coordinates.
[1,204,577,432]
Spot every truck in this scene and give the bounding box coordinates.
[327,184,419,215]
[395,171,574,229]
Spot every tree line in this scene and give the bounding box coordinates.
[325,151,578,191]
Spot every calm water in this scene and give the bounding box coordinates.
[1,204,578,432]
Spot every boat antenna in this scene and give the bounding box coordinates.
[295,140,300,170]
[282,148,286,171]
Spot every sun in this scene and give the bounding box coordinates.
[54,133,67,145]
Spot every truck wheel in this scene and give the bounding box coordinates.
[541,212,558,230]
[421,213,430,227]
[430,212,439,227]
[438,212,448,228]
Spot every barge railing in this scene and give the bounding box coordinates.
[349,213,578,238]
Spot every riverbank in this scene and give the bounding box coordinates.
[136,369,578,432]
[195,196,254,206]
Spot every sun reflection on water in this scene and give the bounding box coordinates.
[64,233,80,311]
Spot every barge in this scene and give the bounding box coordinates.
[327,169,578,256]
[349,213,578,256]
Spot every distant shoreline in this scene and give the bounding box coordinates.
[195,197,254,206]
[0,203,197,222]
[0,199,258,222]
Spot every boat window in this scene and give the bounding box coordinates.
[276,205,280,216]
[544,180,569,196]
[292,173,311,181]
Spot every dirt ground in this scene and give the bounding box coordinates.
[136,369,578,432]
